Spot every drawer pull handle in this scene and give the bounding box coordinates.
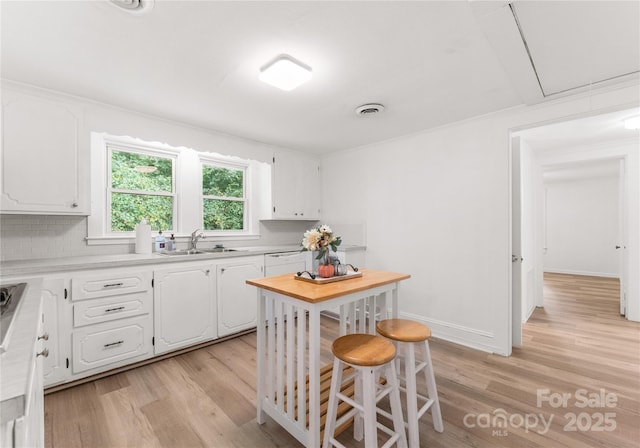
[38,333,50,341]
[104,340,124,348]
[37,348,49,358]
[105,306,125,313]
[103,283,124,288]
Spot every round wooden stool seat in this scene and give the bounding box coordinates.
[376,319,431,343]
[331,334,396,366]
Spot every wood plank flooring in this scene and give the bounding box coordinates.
[44,273,640,447]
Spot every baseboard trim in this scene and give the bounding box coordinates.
[399,311,503,355]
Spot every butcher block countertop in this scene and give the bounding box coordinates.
[246,269,410,304]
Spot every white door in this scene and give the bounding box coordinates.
[618,159,628,316]
[511,137,523,350]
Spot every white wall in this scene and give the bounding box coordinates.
[544,176,619,277]
[320,83,640,355]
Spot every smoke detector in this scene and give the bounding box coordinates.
[355,103,385,116]
[108,0,154,14]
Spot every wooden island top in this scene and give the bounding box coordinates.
[246,269,411,304]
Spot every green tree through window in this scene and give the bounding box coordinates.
[202,164,245,231]
[110,149,174,232]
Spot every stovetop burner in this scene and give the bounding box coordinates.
[1,286,16,313]
[0,282,27,352]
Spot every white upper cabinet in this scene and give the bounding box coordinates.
[1,89,89,215]
[272,149,320,220]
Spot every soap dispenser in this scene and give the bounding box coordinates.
[155,230,166,252]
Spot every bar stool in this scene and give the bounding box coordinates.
[323,334,408,448]
[376,319,443,448]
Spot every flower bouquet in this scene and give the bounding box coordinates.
[301,224,342,277]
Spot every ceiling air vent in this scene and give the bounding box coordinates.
[108,0,154,14]
[355,103,385,116]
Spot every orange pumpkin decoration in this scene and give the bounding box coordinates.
[317,264,335,278]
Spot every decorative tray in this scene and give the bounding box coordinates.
[294,270,363,284]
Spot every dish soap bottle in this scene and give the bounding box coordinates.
[167,234,176,251]
[155,230,166,252]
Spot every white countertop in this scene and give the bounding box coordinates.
[0,277,43,423]
[0,245,366,278]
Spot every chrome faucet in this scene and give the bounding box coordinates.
[189,229,205,250]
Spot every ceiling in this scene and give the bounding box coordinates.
[2,1,639,154]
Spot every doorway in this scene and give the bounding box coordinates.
[510,107,639,349]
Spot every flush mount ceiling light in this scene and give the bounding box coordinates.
[624,116,640,130]
[355,103,385,116]
[259,55,312,91]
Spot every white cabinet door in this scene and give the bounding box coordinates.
[272,150,320,220]
[217,256,263,337]
[298,156,321,219]
[41,278,71,387]
[1,89,88,215]
[72,316,153,373]
[153,263,216,354]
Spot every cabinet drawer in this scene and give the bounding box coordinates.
[72,271,152,301]
[73,293,152,328]
[72,316,152,374]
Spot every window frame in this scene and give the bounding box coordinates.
[199,155,250,234]
[106,143,178,235]
[88,132,264,245]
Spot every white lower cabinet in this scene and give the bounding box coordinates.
[69,269,154,378]
[32,256,267,389]
[217,255,264,337]
[153,262,216,355]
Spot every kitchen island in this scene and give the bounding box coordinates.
[246,269,410,448]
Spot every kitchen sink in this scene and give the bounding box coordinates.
[200,248,238,253]
[158,249,206,256]
[158,247,243,256]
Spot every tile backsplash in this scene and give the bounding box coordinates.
[0,215,311,262]
[0,215,128,261]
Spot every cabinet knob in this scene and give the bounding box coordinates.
[38,333,49,341]
[37,348,49,358]
[71,202,78,208]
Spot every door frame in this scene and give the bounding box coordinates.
[508,108,639,354]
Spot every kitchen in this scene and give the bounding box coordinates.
[1,1,639,447]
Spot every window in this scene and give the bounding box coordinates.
[108,146,176,232]
[89,133,267,244]
[201,161,247,231]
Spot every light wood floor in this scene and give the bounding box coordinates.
[45,273,640,447]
